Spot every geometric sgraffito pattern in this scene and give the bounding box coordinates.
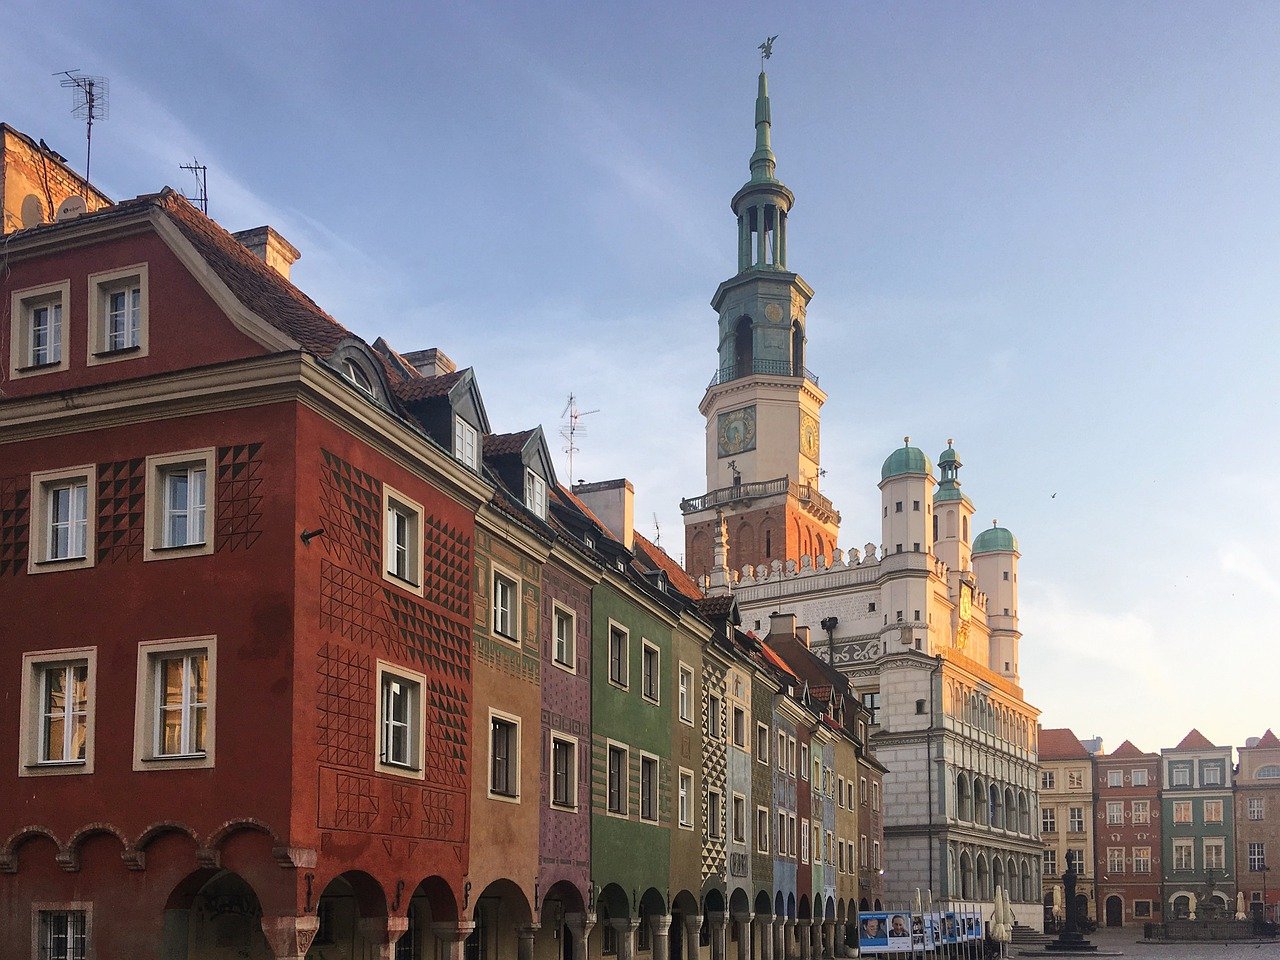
[318,449,380,574]
[216,443,264,552]
[320,560,381,648]
[96,458,146,563]
[422,514,471,619]
[701,662,729,883]
[332,772,379,830]
[318,767,465,842]
[316,642,373,768]
[0,476,31,576]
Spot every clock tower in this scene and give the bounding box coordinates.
[682,66,840,582]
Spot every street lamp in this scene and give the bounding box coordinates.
[1258,863,1271,921]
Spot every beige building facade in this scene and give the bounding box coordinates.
[1038,728,1097,922]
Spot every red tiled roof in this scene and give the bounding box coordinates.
[1039,728,1090,760]
[633,531,702,601]
[483,430,535,458]
[1107,739,1150,759]
[760,641,798,682]
[395,369,466,403]
[1248,729,1280,749]
[1175,729,1217,751]
[557,485,611,532]
[698,595,736,619]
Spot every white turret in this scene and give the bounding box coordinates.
[973,520,1021,681]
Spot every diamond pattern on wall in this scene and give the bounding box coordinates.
[0,477,30,576]
[333,773,379,830]
[316,642,373,768]
[702,662,729,883]
[95,458,146,562]
[319,449,381,573]
[423,514,471,618]
[216,443,265,552]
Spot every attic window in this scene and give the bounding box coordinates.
[583,533,595,549]
[525,470,547,519]
[343,359,375,398]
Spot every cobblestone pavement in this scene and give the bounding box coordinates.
[1024,924,1280,958]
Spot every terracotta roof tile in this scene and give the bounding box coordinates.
[395,369,466,402]
[1256,729,1280,748]
[1174,729,1218,751]
[1106,740,1151,759]
[760,641,798,682]
[1039,728,1090,760]
[633,532,702,601]
[483,430,535,459]
[698,595,736,619]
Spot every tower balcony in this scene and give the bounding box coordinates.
[680,474,838,521]
[707,359,820,389]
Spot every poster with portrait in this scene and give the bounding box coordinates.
[856,912,927,953]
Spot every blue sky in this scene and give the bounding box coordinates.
[7,2,1280,755]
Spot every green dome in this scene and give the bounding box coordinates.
[973,524,1019,554]
[938,443,959,465]
[934,486,971,505]
[881,442,933,480]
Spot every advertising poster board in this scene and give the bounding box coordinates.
[856,912,928,953]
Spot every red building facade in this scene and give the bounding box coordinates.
[1092,741,1162,928]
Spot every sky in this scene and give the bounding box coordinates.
[6,1,1280,757]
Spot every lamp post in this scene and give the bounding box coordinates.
[1259,863,1271,921]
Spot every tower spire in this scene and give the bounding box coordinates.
[751,70,777,183]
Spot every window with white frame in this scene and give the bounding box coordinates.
[1041,771,1055,790]
[641,642,660,703]
[837,776,845,808]
[20,649,96,777]
[1131,768,1148,786]
[145,450,216,560]
[826,830,835,865]
[88,265,149,362]
[1202,763,1222,786]
[1171,765,1190,787]
[1204,799,1223,823]
[553,607,575,669]
[1173,801,1192,824]
[732,794,746,844]
[1133,900,1151,918]
[678,769,693,828]
[1204,838,1225,870]
[1249,842,1266,871]
[343,358,376,397]
[1067,769,1084,790]
[489,714,519,799]
[608,624,628,686]
[678,665,693,723]
[1043,849,1057,875]
[1107,801,1124,825]
[838,839,846,872]
[134,637,215,770]
[1173,839,1193,871]
[777,730,786,770]
[1068,807,1085,832]
[492,570,518,641]
[1042,808,1056,833]
[872,780,881,811]
[1248,797,1265,820]
[732,706,745,748]
[800,743,809,779]
[607,744,627,814]
[788,814,797,856]
[525,469,547,519]
[640,755,658,821]
[708,789,723,839]
[1131,799,1149,824]
[11,281,70,377]
[453,415,479,470]
[756,722,769,763]
[379,669,423,772]
[861,776,869,805]
[1133,846,1151,873]
[860,834,868,868]
[778,812,787,856]
[787,737,796,776]
[37,908,88,960]
[800,818,810,863]
[29,466,95,573]
[384,489,424,588]
[863,690,880,725]
[551,734,576,808]
[1107,847,1124,873]
[873,839,881,869]
[706,693,722,741]
[1107,769,1123,787]
[757,807,770,852]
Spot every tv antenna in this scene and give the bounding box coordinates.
[653,513,662,548]
[180,158,208,215]
[56,71,108,208]
[559,393,599,481]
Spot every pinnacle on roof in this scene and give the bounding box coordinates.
[750,71,777,183]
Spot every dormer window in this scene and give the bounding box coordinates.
[453,416,479,470]
[583,533,595,549]
[343,359,375,397]
[88,265,150,364]
[525,469,547,519]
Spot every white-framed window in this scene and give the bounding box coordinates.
[707,788,723,839]
[1204,838,1225,870]
[145,450,216,561]
[639,753,659,821]
[800,743,809,779]
[1133,900,1151,918]
[383,486,425,591]
[800,817,810,863]
[826,830,835,865]
[873,839,881,869]
[551,733,577,808]
[35,906,90,960]
[1133,846,1151,873]
[1108,769,1123,787]
[1131,799,1149,824]
[787,736,796,776]
[872,780,881,811]
[756,723,769,764]
[492,569,519,641]
[837,776,845,808]
[777,812,787,855]
[10,280,70,378]
[1171,765,1191,787]
[641,641,660,704]
[607,743,627,814]
[1173,839,1193,871]
[1070,847,1086,873]
[1204,799,1223,824]
[1173,801,1192,824]
[1248,797,1265,820]
[133,637,215,770]
[19,648,97,777]
[608,623,628,687]
[860,776,869,805]
[777,730,786,770]
[732,706,746,748]
[1043,849,1057,875]
[453,415,479,470]
[88,264,149,363]
[1067,769,1084,789]
[1131,768,1148,786]
[1107,801,1124,825]
[678,769,694,828]
[1041,771,1056,790]
[343,358,376,397]
[730,793,747,844]
[1107,847,1125,873]
[756,806,770,853]
[377,663,425,777]
[1042,808,1056,833]
[552,606,575,671]
[788,813,797,856]
[525,469,547,519]
[677,664,693,723]
[860,834,868,868]
[706,693,722,741]
[1068,807,1085,832]
[29,466,96,574]
[1202,763,1222,786]
[1249,842,1266,871]
[838,839,846,872]
[489,711,520,800]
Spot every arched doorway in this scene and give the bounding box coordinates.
[398,875,458,960]
[1172,895,1190,919]
[1105,896,1123,927]
[313,871,388,959]
[469,879,533,960]
[538,880,585,960]
[165,869,272,959]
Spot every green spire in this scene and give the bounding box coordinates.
[750,71,777,182]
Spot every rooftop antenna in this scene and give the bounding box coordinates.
[56,71,108,209]
[652,513,662,548]
[180,158,208,215]
[559,393,599,481]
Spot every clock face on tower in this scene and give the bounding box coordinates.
[800,413,820,461]
[717,405,757,457]
[960,582,973,621]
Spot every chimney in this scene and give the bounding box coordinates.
[768,611,797,639]
[572,478,634,551]
[234,226,300,280]
[796,625,811,648]
[402,348,457,378]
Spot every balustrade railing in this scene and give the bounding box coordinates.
[707,359,820,388]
